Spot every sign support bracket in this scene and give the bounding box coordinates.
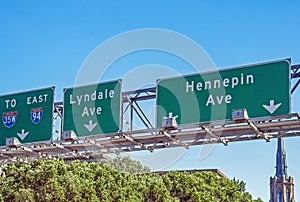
[161,131,190,149]
[121,133,153,152]
[247,121,270,142]
[86,139,115,154]
[201,126,228,146]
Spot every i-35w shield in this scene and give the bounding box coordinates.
[2,111,17,128]
[30,108,43,124]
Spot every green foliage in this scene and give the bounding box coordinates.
[101,156,151,174]
[0,158,262,202]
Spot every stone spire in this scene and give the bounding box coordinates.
[275,138,288,179]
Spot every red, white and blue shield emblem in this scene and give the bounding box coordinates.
[2,111,17,128]
[31,108,43,124]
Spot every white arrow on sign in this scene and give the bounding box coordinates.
[262,100,282,114]
[17,129,29,140]
[84,120,98,132]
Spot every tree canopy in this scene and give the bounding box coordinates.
[0,158,262,202]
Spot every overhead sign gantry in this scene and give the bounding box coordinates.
[0,59,298,164]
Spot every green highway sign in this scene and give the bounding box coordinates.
[0,87,54,145]
[63,80,121,137]
[157,60,291,127]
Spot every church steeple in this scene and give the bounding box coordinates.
[275,138,288,179]
[269,138,295,202]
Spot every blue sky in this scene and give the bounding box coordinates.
[1,1,300,201]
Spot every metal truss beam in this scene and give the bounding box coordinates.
[291,64,300,94]
[0,113,299,164]
[122,87,156,132]
[291,64,300,78]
